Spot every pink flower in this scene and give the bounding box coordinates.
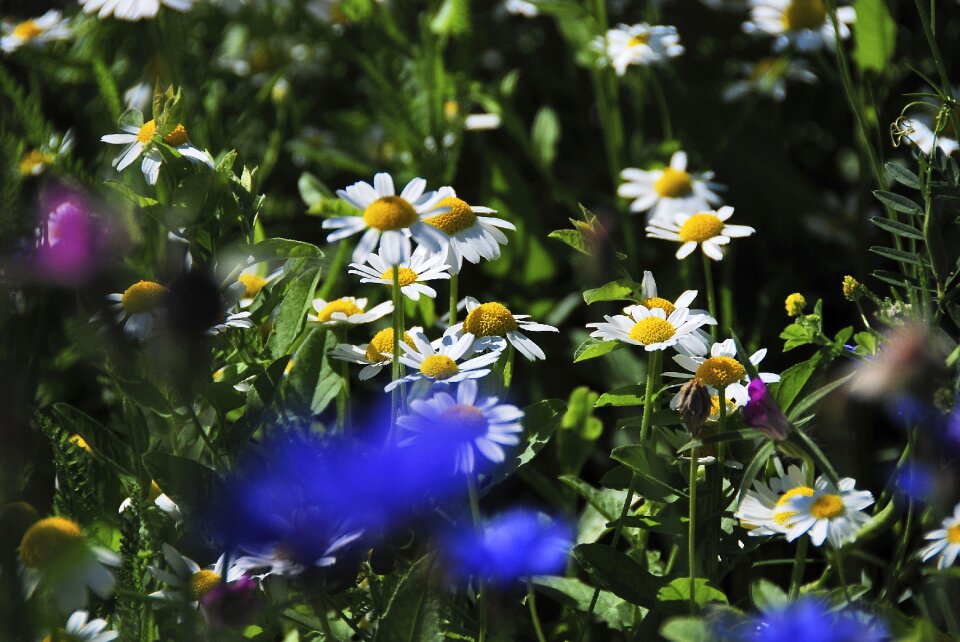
[35,189,108,284]
[743,379,790,441]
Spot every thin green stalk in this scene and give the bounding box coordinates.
[647,70,673,141]
[527,581,547,642]
[449,271,459,325]
[938,576,960,638]
[467,476,488,642]
[831,549,853,603]
[914,0,960,138]
[688,446,699,615]
[701,254,718,339]
[335,328,350,435]
[502,343,515,394]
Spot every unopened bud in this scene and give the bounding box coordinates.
[842,275,865,301]
[676,379,711,438]
[742,379,790,441]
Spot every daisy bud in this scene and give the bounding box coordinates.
[742,379,790,441]
[784,292,806,317]
[676,379,712,437]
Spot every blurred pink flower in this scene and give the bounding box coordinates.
[743,379,790,441]
[35,188,107,284]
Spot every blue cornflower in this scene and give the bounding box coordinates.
[747,599,888,642]
[895,462,934,502]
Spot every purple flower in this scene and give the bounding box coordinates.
[743,379,790,441]
[896,462,934,502]
[745,599,888,642]
[201,576,261,629]
[35,188,108,284]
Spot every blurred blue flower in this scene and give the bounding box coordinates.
[746,599,888,642]
[440,510,573,584]
[895,462,934,502]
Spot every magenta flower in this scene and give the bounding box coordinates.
[35,189,108,284]
[743,379,790,441]
[200,576,261,629]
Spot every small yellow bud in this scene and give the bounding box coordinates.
[784,293,807,317]
[842,275,864,301]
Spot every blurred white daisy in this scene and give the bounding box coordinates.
[233,514,363,578]
[329,326,421,380]
[101,117,213,186]
[594,23,684,76]
[237,264,283,308]
[618,151,724,223]
[742,0,855,52]
[80,0,195,21]
[646,205,755,261]
[900,113,959,158]
[107,280,166,339]
[776,476,873,547]
[446,297,558,361]
[44,610,118,642]
[735,462,810,536]
[626,271,713,320]
[504,0,539,17]
[385,330,505,392]
[207,281,254,336]
[920,503,960,570]
[349,247,450,301]
[722,57,817,102]
[148,544,244,607]
[308,296,393,327]
[1,11,70,53]
[425,187,515,274]
[119,481,182,521]
[587,305,714,355]
[18,130,75,177]
[666,338,780,407]
[398,379,524,475]
[324,172,449,265]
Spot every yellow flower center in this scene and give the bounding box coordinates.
[463,302,518,337]
[188,569,221,600]
[425,197,478,235]
[749,58,778,82]
[640,297,676,315]
[628,317,675,345]
[365,328,414,363]
[148,481,163,502]
[137,120,157,144]
[316,298,363,322]
[782,0,827,31]
[13,19,43,41]
[419,354,460,380]
[772,486,814,526]
[444,100,460,120]
[239,273,268,299]
[678,213,725,243]
[695,356,746,388]
[440,404,488,436]
[121,280,166,314]
[363,196,418,231]
[810,493,845,520]
[707,395,739,422]
[653,167,693,198]
[947,525,960,545]
[163,123,189,146]
[380,267,419,287]
[627,33,650,47]
[68,434,92,453]
[19,517,84,569]
[19,149,53,176]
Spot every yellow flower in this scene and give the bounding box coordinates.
[784,293,807,317]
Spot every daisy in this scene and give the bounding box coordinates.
[19,517,119,613]
[504,0,539,17]
[148,544,244,607]
[207,281,254,336]
[586,305,714,356]
[775,476,874,547]
[1,11,70,53]
[626,271,713,320]
[308,296,393,327]
[329,326,421,380]
[237,264,284,308]
[900,113,958,158]
[618,151,724,224]
[323,172,450,265]
[919,502,960,570]
[101,117,213,186]
[742,0,856,53]
[19,130,74,177]
[595,23,684,76]
[722,57,817,102]
[384,331,505,392]
[107,280,166,339]
[666,339,780,407]
[79,0,195,21]
[646,205,755,261]
[735,462,810,536]
[446,297,558,361]
[348,247,451,301]
[119,480,183,521]
[44,610,118,642]
[397,379,524,475]
[423,187,515,274]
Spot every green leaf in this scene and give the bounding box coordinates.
[660,617,711,642]
[736,441,776,507]
[595,384,646,407]
[872,269,917,289]
[751,579,788,611]
[531,576,637,631]
[656,578,728,615]
[884,163,921,189]
[218,358,290,453]
[769,353,821,413]
[855,498,898,544]
[869,245,928,267]
[247,238,324,262]
[531,106,561,169]
[852,0,896,73]
[297,172,329,208]
[267,267,322,359]
[786,372,855,421]
[548,229,592,256]
[574,339,623,362]
[732,333,761,380]
[287,328,343,415]
[488,399,564,488]
[786,429,839,485]
[559,475,626,520]
[872,190,922,216]
[374,556,442,642]
[104,180,159,209]
[583,279,641,305]
[142,452,220,519]
[573,544,664,608]
[869,217,924,240]
[610,444,685,500]
[52,404,133,474]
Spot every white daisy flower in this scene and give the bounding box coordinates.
[742,0,856,52]
[586,305,714,356]
[19,517,119,614]
[233,514,363,578]
[329,326,422,381]
[594,23,684,76]
[776,476,874,548]
[397,379,524,475]
[446,297,558,361]
[625,271,714,321]
[119,481,183,521]
[920,503,960,570]
[207,281,254,336]
[44,610,118,642]
[79,0,195,21]
[1,11,70,53]
[107,280,166,339]
[735,462,811,536]
[618,151,724,224]
[101,117,213,186]
[900,114,959,158]
[19,129,75,177]
[348,247,450,301]
[323,172,450,266]
[504,0,539,17]
[722,57,818,102]
[147,544,244,606]
[422,187,515,274]
[237,265,283,308]
[646,205,755,261]
[666,338,780,407]
[384,330,505,392]
[308,296,394,327]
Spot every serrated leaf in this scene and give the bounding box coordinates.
[872,190,923,216]
[267,267,322,359]
[869,217,924,240]
[287,328,343,415]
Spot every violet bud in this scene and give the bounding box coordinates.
[743,379,790,441]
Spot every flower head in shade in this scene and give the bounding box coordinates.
[329,327,420,380]
[775,476,874,547]
[722,57,817,102]
[385,330,505,392]
[148,544,244,607]
[447,297,558,361]
[587,305,714,355]
[594,23,684,76]
[742,0,856,52]
[425,187,515,274]
[119,480,182,521]
[743,598,887,642]
[80,0,195,20]
[19,517,119,613]
[233,513,363,578]
[237,264,283,308]
[667,339,779,407]
[308,296,393,327]
[1,11,70,53]
[441,510,573,584]
[201,576,262,629]
[101,115,213,186]
[107,280,167,339]
[398,379,524,475]
[646,206,755,261]
[618,151,724,224]
[42,610,118,642]
[742,379,791,441]
[349,247,451,301]
[324,172,449,265]
[735,462,810,536]
[207,281,255,336]
[920,502,960,570]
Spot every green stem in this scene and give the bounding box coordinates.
[527,581,547,642]
[938,576,960,637]
[502,343,515,394]
[914,0,960,138]
[467,476,487,642]
[639,351,660,443]
[335,328,350,435]
[688,445,698,615]
[701,254,718,339]
[449,271,459,326]
[316,240,350,302]
[831,549,853,603]
[647,69,673,141]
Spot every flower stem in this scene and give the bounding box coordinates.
[527,581,547,642]
[449,271,459,326]
[467,476,488,642]
[701,254,718,338]
[688,445,698,615]
[334,328,350,435]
